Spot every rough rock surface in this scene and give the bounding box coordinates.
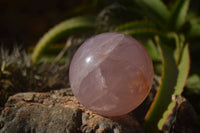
[0,88,144,133]
[1,76,199,133]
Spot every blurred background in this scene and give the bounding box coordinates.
[0,0,84,49]
[0,0,115,49]
[1,0,199,50]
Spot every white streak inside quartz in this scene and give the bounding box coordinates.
[72,34,124,95]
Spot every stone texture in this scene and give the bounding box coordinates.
[0,88,143,133]
[69,33,154,116]
[0,77,199,133]
[162,95,200,133]
[0,90,82,133]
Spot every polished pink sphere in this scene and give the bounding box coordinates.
[69,33,153,117]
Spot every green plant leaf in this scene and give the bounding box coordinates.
[168,0,190,30]
[134,0,169,27]
[158,43,190,129]
[115,21,156,32]
[115,21,161,39]
[166,33,180,63]
[186,74,200,94]
[144,37,190,132]
[143,39,161,62]
[174,44,190,95]
[188,18,200,38]
[29,44,65,55]
[37,55,68,64]
[144,37,178,132]
[31,16,95,63]
[166,33,185,64]
[120,28,163,38]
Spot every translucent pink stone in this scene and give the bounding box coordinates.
[69,33,153,117]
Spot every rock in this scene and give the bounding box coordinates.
[81,112,143,133]
[0,88,143,133]
[162,95,200,133]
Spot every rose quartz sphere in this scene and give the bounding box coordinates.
[69,33,153,117]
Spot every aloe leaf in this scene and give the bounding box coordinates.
[115,21,160,38]
[166,33,180,63]
[168,0,190,30]
[115,21,156,32]
[29,44,66,56]
[134,0,169,27]
[188,18,200,38]
[144,37,190,132]
[186,74,200,94]
[121,28,163,38]
[32,16,95,63]
[176,34,185,64]
[158,43,190,129]
[38,55,68,64]
[143,39,161,62]
[174,44,190,94]
[166,33,185,64]
[144,37,178,132]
